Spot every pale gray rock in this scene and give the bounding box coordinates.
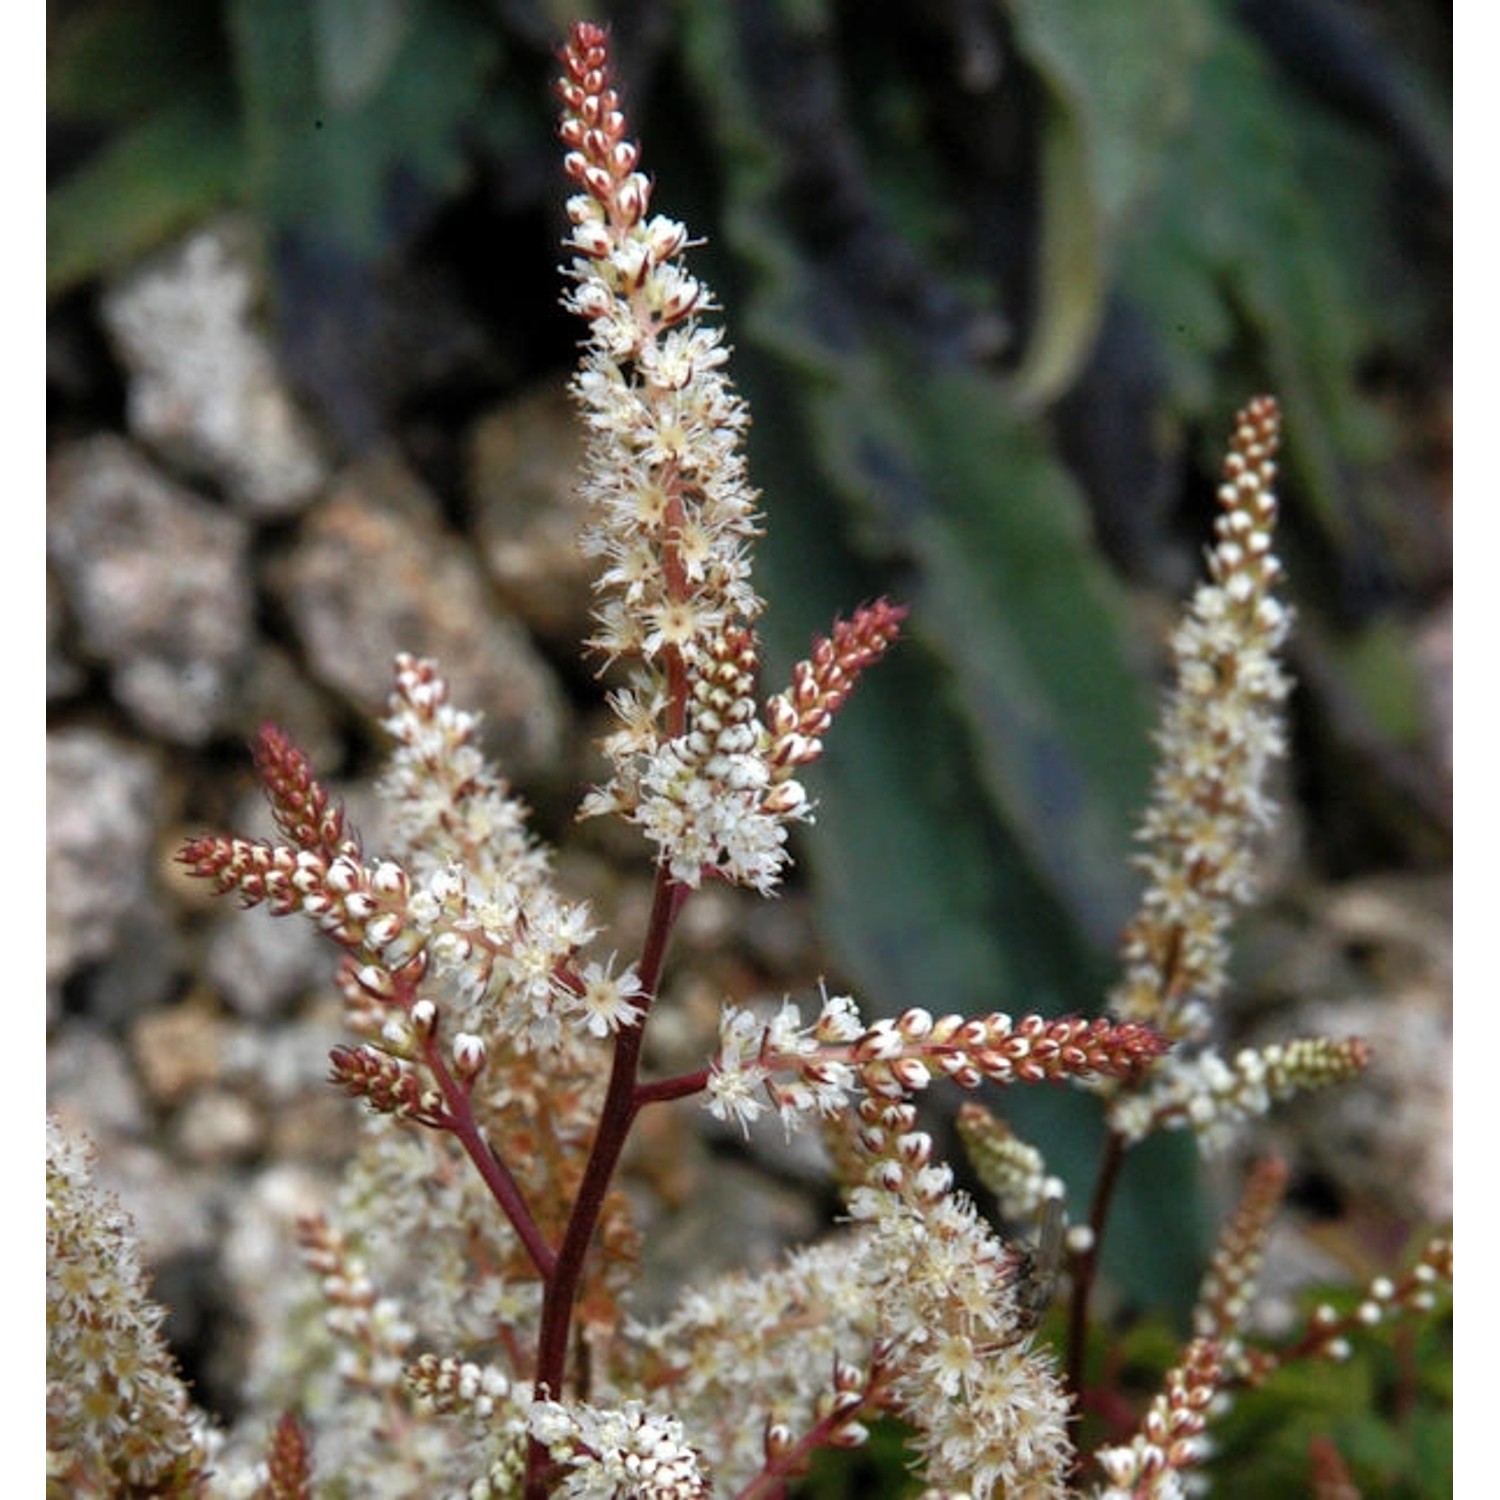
[48,437,255,745]
[46,1024,150,1142]
[172,1087,265,1167]
[46,727,161,987]
[467,382,594,644]
[205,904,334,1022]
[100,216,329,518]
[270,448,569,779]
[72,896,185,1029]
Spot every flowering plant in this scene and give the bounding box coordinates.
[47,21,1450,1499]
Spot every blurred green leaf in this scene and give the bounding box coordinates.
[1116,6,1416,557]
[226,0,500,257]
[48,0,227,126]
[1331,618,1430,747]
[1005,0,1210,407]
[46,89,240,298]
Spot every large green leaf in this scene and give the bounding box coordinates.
[1116,7,1418,558]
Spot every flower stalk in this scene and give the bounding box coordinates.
[91,22,1442,1500]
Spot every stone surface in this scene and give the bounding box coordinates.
[130,1001,234,1109]
[269,447,570,779]
[48,436,256,744]
[1239,874,1453,1229]
[46,1025,150,1143]
[46,726,162,987]
[99,216,329,518]
[467,382,594,644]
[204,904,335,1022]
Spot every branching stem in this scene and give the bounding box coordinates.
[525,861,690,1498]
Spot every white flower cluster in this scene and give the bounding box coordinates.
[47,1118,209,1491]
[529,1399,709,1499]
[558,58,820,895]
[1108,1036,1369,1156]
[849,1103,1073,1497]
[626,1239,878,1489]
[370,657,651,1049]
[705,991,865,1133]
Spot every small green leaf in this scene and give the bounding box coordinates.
[46,91,240,299]
[226,0,500,257]
[48,0,227,126]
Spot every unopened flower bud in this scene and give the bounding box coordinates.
[453,1032,487,1082]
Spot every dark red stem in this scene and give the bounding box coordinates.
[1066,1126,1128,1455]
[524,862,689,1498]
[423,1038,557,1280]
[634,1067,712,1106]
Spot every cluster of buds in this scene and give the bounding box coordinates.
[1191,1155,1290,1374]
[1093,1337,1224,1496]
[328,1043,446,1126]
[849,1009,1167,1096]
[708,996,1167,1135]
[1108,1034,1371,1155]
[764,600,910,782]
[261,1412,314,1499]
[178,824,420,962]
[253,723,361,860]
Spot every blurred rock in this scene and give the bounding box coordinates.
[467,383,594,644]
[48,437,255,744]
[46,565,86,701]
[1241,874,1453,1229]
[46,1024,150,1142]
[46,726,162,988]
[232,642,348,773]
[222,1004,361,1168]
[269,448,569,779]
[205,905,334,1022]
[131,1000,234,1109]
[99,216,329,519]
[71,894,185,1029]
[172,1087,265,1167]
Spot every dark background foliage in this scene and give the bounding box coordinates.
[48,0,1451,1488]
